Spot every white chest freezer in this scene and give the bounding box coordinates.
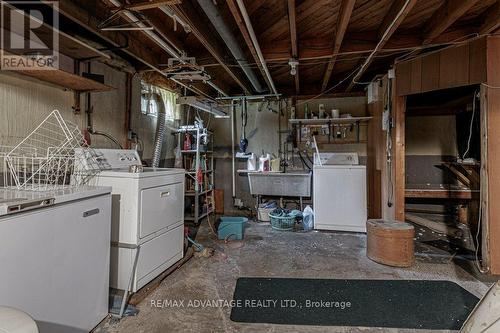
[0,186,112,333]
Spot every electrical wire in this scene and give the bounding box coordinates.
[292,31,498,107]
[90,130,124,149]
[474,186,489,274]
[481,83,500,89]
[385,78,394,207]
[295,66,360,107]
[348,0,414,89]
[297,150,312,170]
[462,90,478,159]
[195,34,494,70]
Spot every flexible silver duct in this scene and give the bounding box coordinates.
[151,93,166,168]
[197,0,264,93]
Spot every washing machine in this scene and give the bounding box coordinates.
[313,152,367,232]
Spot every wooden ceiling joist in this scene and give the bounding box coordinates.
[226,0,274,93]
[260,1,324,43]
[287,0,300,94]
[53,0,212,97]
[321,0,356,92]
[422,0,481,44]
[479,1,500,35]
[122,0,182,11]
[262,26,475,62]
[346,0,418,91]
[49,0,496,96]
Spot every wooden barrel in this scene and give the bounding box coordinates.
[366,219,415,267]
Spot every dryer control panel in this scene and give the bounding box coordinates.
[93,149,142,170]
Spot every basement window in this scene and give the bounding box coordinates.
[141,94,158,117]
[140,82,177,121]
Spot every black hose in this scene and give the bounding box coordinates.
[90,131,123,149]
[298,151,312,170]
[304,150,314,164]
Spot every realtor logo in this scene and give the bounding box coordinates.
[0,1,59,70]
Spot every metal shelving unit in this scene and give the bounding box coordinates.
[175,126,215,224]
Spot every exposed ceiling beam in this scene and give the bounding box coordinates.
[260,0,324,43]
[226,0,274,93]
[122,0,182,11]
[50,0,213,97]
[103,0,229,96]
[296,91,365,99]
[479,1,500,35]
[287,0,299,94]
[422,0,480,44]
[168,2,252,95]
[261,27,475,61]
[321,0,356,92]
[234,0,277,94]
[346,0,418,91]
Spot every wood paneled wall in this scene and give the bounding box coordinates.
[390,36,500,274]
[395,38,488,96]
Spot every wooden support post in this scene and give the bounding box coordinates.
[393,87,406,221]
[483,35,500,274]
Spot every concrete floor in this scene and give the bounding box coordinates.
[96,220,491,333]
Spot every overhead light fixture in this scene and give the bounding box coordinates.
[177,96,229,118]
[288,58,299,76]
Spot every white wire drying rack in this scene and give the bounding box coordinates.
[2,110,103,191]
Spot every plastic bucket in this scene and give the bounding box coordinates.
[218,216,248,240]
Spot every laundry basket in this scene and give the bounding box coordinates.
[258,207,274,222]
[268,211,299,231]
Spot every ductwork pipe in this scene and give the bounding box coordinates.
[235,0,278,95]
[151,93,166,168]
[197,0,264,93]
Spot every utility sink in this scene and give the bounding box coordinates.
[248,172,311,197]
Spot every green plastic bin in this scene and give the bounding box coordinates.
[218,217,248,240]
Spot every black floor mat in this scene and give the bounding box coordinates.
[230,278,479,330]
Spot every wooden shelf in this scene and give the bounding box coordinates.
[2,2,109,61]
[291,117,371,143]
[289,117,372,125]
[405,184,479,200]
[15,69,114,92]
